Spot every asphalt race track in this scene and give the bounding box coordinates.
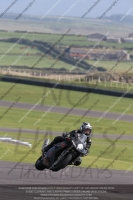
[0,162,133,199]
[0,127,133,140]
[0,100,133,122]
[0,161,133,185]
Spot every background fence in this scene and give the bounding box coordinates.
[1,75,133,99]
[0,68,132,91]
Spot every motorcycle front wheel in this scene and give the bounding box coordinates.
[35,156,46,171]
[50,153,72,172]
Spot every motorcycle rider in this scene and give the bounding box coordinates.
[41,122,92,166]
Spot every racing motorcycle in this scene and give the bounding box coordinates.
[35,133,88,172]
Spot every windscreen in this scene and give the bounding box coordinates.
[77,133,87,144]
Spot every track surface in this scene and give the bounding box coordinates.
[0,161,133,200]
[0,127,133,140]
[1,162,132,199]
[0,100,133,122]
[0,161,132,185]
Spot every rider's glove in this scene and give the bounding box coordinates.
[62,132,71,141]
[80,149,89,157]
[62,132,70,138]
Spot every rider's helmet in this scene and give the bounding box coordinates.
[80,122,92,136]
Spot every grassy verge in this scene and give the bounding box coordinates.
[0,42,40,54]
[86,60,133,73]
[0,107,132,135]
[0,55,76,70]
[0,31,133,48]
[57,79,133,93]
[0,82,132,114]
[0,31,87,45]
[0,132,132,171]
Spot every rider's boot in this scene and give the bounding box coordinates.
[69,157,82,166]
[73,157,82,166]
[41,139,50,157]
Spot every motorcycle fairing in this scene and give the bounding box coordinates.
[71,133,87,154]
[45,141,69,166]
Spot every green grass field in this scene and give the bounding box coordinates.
[0,31,87,46]
[0,55,76,70]
[0,31,133,72]
[0,107,132,135]
[0,42,40,54]
[0,132,132,171]
[57,79,133,93]
[87,60,133,72]
[0,40,132,75]
[0,82,132,114]
[0,31,133,49]
[1,52,133,72]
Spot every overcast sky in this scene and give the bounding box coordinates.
[0,0,133,19]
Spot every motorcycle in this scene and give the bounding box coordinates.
[35,133,88,172]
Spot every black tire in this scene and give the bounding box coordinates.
[35,156,46,171]
[50,153,72,172]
